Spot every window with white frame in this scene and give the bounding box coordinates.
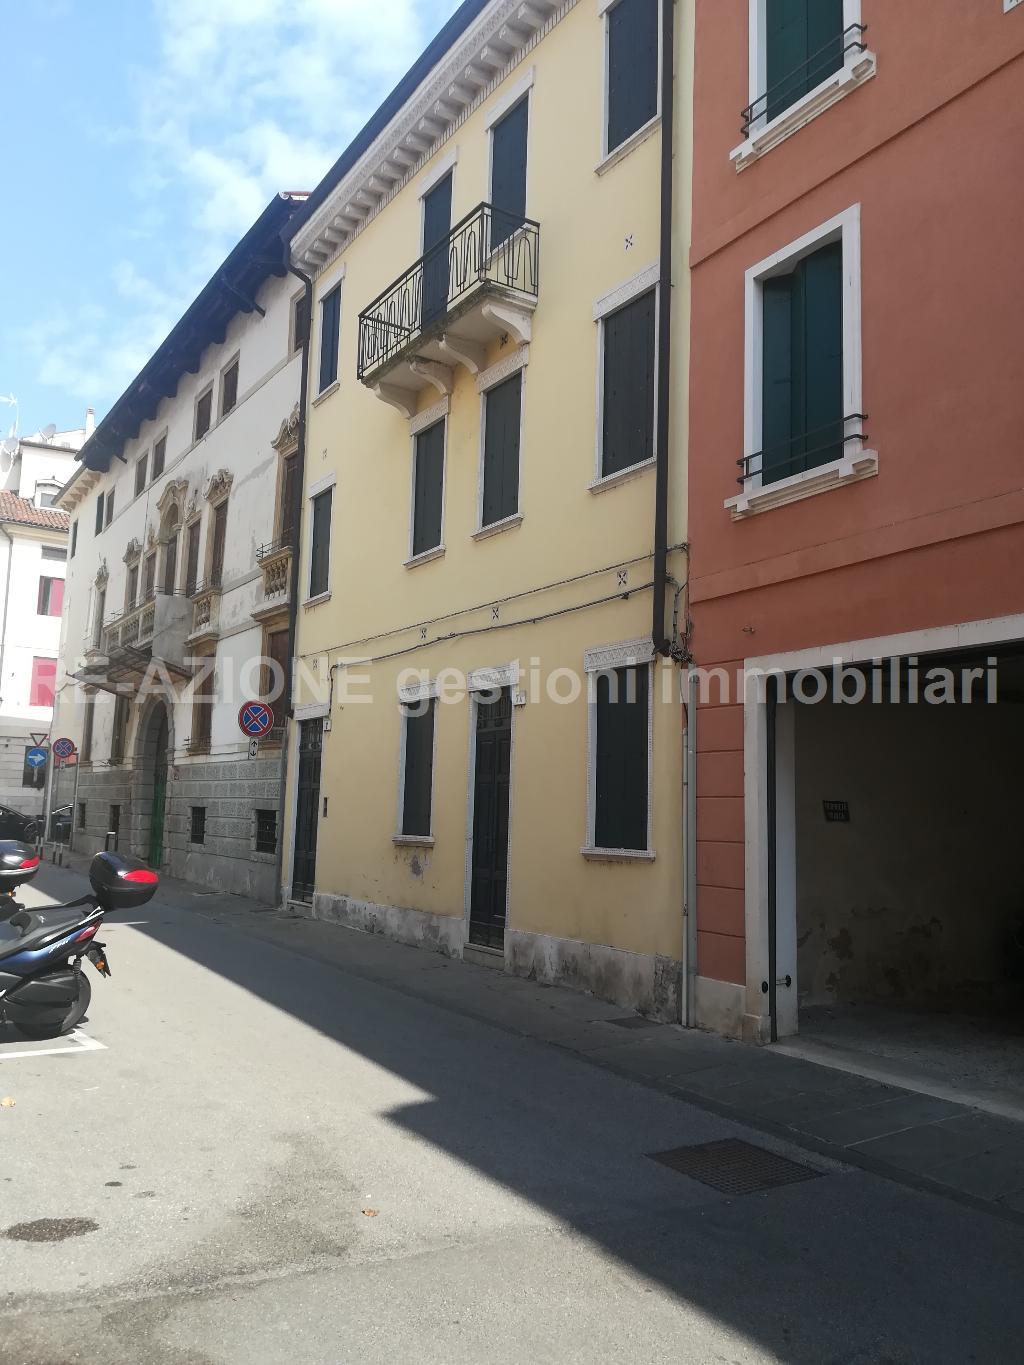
[398,695,436,840]
[736,1,874,161]
[308,481,333,599]
[594,265,659,484]
[584,639,654,856]
[318,285,341,393]
[733,205,868,505]
[410,416,446,559]
[194,384,213,441]
[478,359,524,530]
[602,0,660,158]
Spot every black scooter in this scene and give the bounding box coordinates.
[0,842,159,1038]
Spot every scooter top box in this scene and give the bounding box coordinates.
[89,851,159,912]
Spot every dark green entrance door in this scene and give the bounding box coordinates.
[469,688,512,950]
[148,710,168,868]
[292,719,323,902]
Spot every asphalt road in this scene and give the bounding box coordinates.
[2,863,1023,1364]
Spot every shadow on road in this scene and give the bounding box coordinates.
[47,868,1024,1362]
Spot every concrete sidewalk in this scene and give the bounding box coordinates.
[41,848,1024,1223]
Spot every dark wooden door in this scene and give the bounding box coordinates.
[469,688,512,949]
[163,534,178,595]
[292,718,322,902]
[421,172,452,327]
[490,97,528,249]
[211,502,228,585]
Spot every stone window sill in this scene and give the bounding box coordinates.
[730,52,877,172]
[725,449,878,519]
[596,115,661,176]
[472,513,523,541]
[312,379,340,407]
[589,458,656,495]
[581,846,656,863]
[393,834,435,848]
[404,545,445,569]
[303,591,332,609]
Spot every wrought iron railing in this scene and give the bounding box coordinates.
[357,201,540,382]
[256,536,292,562]
[189,572,222,598]
[737,413,868,486]
[741,23,868,135]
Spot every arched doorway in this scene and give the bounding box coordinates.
[134,700,172,869]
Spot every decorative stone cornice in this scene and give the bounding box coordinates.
[290,0,568,274]
[584,637,655,674]
[122,537,142,565]
[156,478,188,517]
[204,468,233,503]
[272,404,301,457]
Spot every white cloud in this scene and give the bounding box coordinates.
[26,0,463,416]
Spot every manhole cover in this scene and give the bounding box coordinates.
[648,1139,819,1195]
[608,1016,661,1030]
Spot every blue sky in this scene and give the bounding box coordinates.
[0,0,463,439]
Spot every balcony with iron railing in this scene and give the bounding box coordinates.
[83,589,193,691]
[733,23,875,168]
[356,202,539,416]
[253,536,293,621]
[187,572,223,646]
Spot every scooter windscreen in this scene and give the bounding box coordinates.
[89,851,160,911]
[0,841,41,891]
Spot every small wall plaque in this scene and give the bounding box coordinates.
[823,800,850,823]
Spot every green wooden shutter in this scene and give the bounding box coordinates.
[482,372,522,527]
[309,488,332,596]
[607,0,659,153]
[402,700,435,837]
[806,0,845,90]
[761,275,794,482]
[319,286,341,392]
[595,665,649,851]
[765,0,843,122]
[491,98,529,248]
[799,241,843,472]
[421,173,452,326]
[602,289,656,478]
[760,241,843,484]
[412,419,445,556]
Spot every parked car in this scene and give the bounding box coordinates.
[49,805,73,843]
[0,805,39,843]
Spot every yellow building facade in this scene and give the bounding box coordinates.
[283,0,693,1018]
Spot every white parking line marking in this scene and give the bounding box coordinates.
[0,1029,107,1061]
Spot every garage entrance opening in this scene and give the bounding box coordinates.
[776,647,1024,1115]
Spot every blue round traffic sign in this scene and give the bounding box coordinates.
[26,746,48,770]
[238,701,274,739]
[53,738,76,760]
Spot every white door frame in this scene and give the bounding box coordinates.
[742,612,1024,1042]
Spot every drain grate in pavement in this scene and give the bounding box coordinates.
[648,1139,820,1195]
[607,1016,661,1030]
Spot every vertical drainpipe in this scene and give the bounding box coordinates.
[271,243,314,907]
[651,0,675,657]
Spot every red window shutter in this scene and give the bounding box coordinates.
[30,657,57,707]
[50,578,65,616]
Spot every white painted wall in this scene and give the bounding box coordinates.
[0,438,76,814]
[54,270,302,771]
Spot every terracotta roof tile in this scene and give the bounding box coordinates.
[0,490,70,531]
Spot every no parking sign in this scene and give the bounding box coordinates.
[238,702,274,740]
